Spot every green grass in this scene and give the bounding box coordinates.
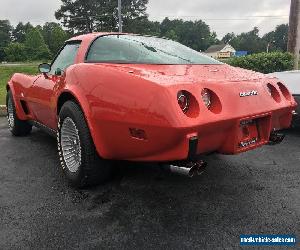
[0,64,39,105]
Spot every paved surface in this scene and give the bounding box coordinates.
[0,117,299,249]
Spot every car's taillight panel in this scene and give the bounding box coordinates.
[277,82,292,101]
[201,88,222,114]
[177,90,200,118]
[177,91,189,113]
[201,88,211,109]
[267,83,281,103]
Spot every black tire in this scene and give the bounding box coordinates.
[57,101,112,188]
[6,90,32,136]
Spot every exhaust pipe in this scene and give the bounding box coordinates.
[268,130,285,145]
[162,160,207,178]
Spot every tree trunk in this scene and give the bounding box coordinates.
[288,0,300,69]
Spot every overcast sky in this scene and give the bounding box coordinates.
[0,0,290,38]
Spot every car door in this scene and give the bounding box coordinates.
[28,42,81,129]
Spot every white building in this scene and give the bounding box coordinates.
[205,44,236,59]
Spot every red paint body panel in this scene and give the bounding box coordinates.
[8,33,297,162]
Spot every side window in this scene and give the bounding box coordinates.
[50,42,81,75]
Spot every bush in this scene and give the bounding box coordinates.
[226,52,294,74]
[4,42,27,62]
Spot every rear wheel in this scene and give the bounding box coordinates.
[57,101,112,188]
[6,90,32,136]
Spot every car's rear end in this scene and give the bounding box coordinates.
[124,78,295,162]
[82,63,296,162]
[79,34,296,163]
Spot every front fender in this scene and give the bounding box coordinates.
[7,74,33,121]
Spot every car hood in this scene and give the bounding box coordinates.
[98,63,267,85]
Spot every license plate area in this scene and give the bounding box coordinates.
[237,115,271,150]
[238,119,259,148]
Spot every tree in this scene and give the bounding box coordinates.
[55,0,149,34]
[4,43,27,62]
[160,18,182,38]
[24,28,51,60]
[12,22,33,43]
[42,22,68,56]
[164,29,179,41]
[159,18,217,51]
[121,0,149,33]
[0,20,13,61]
[223,27,266,53]
[222,32,236,44]
[263,24,288,52]
[124,19,160,36]
[274,24,288,51]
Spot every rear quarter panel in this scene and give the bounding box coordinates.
[64,63,177,159]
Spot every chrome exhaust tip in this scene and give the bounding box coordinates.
[163,160,207,177]
[268,130,285,145]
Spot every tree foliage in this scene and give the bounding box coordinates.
[262,24,288,52]
[0,20,13,61]
[0,20,68,62]
[221,25,289,54]
[55,0,149,33]
[124,18,160,35]
[4,42,27,62]
[12,22,34,43]
[159,18,218,51]
[42,22,68,56]
[222,27,266,54]
[24,28,51,60]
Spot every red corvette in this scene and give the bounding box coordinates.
[6,33,297,187]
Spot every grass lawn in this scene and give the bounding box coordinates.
[0,64,38,105]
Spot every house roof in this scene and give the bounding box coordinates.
[205,44,227,53]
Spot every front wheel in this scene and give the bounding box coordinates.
[57,101,112,188]
[6,90,32,136]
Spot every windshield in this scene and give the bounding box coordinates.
[86,35,222,65]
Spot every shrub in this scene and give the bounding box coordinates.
[4,42,27,62]
[226,52,294,74]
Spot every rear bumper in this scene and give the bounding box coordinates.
[93,106,294,162]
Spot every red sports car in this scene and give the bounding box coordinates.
[6,33,297,187]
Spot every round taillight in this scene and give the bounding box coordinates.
[201,88,211,109]
[266,83,281,103]
[267,85,272,96]
[177,91,189,113]
[277,82,291,101]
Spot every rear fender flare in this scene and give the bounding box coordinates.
[56,88,107,158]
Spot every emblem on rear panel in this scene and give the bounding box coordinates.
[239,90,258,97]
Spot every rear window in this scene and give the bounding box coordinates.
[86,35,222,65]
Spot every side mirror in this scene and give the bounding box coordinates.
[38,63,51,74]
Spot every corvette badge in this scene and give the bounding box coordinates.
[239,90,258,97]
